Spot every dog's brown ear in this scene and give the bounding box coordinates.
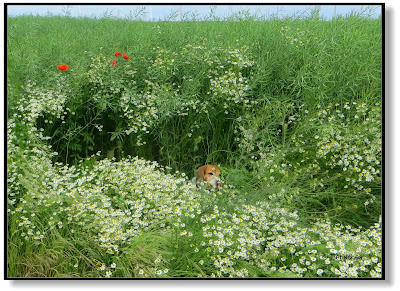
[196,165,206,180]
[203,165,212,177]
[214,166,221,176]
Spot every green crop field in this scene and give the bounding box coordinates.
[7,12,382,278]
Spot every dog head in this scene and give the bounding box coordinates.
[195,164,222,189]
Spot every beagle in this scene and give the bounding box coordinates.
[192,164,222,190]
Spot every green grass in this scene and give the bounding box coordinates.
[7,14,382,278]
[7,15,381,107]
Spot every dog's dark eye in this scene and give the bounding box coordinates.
[208,172,214,176]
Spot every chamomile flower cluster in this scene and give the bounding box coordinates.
[260,218,382,278]
[7,117,382,277]
[280,26,316,48]
[86,51,137,102]
[16,74,71,126]
[312,102,381,185]
[252,101,381,220]
[81,40,256,151]
[144,41,256,118]
[292,102,381,198]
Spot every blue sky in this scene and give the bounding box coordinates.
[6,4,381,20]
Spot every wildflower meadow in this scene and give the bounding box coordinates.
[7,10,382,278]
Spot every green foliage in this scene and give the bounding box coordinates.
[7,14,382,278]
[250,101,381,226]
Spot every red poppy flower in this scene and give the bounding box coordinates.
[122,53,130,61]
[57,64,69,71]
[114,51,122,56]
[111,58,118,68]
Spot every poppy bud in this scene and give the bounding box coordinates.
[122,53,130,61]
